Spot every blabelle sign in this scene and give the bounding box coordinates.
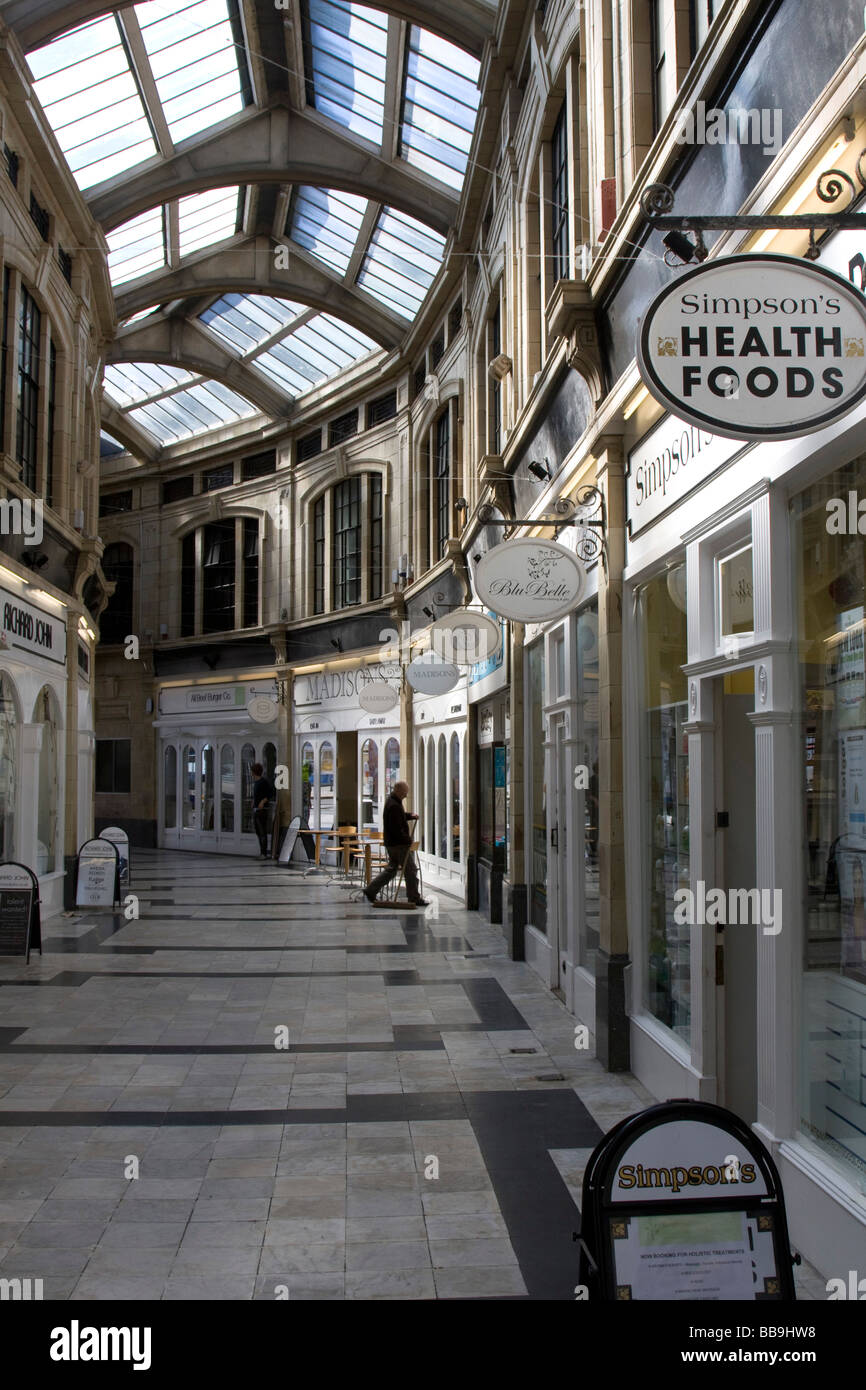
[637,253,866,441]
[474,539,585,622]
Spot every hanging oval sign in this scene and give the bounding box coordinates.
[358,681,400,713]
[429,610,501,666]
[474,538,585,622]
[636,253,866,441]
[406,655,460,695]
[247,695,278,724]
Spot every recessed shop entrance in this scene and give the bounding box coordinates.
[713,669,758,1125]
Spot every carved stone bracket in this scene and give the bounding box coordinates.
[479,455,515,526]
[546,280,605,406]
[444,538,472,604]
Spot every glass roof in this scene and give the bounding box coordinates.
[28,16,157,189]
[358,208,445,317]
[305,0,388,146]
[291,186,367,276]
[401,29,481,190]
[201,293,377,396]
[106,188,243,288]
[178,187,243,257]
[135,0,245,145]
[28,2,249,192]
[103,362,258,444]
[107,208,166,287]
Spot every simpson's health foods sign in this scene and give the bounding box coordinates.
[636,253,866,441]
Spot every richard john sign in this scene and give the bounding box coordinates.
[637,253,866,441]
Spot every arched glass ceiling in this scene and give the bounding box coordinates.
[27,1,249,190]
[200,294,379,394]
[103,363,259,444]
[288,188,445,319]
[304,0,481,191]
[107,188,244,287]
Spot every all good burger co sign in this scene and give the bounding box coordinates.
[637,253,866,441]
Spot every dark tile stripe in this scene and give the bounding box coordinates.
[464,1090,601,1301]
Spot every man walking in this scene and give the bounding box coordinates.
[364,780,429,906]
[251,762,275,859]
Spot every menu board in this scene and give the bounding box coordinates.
[76,839,119,908]
[99,827,130,885]
[0,863,36,957]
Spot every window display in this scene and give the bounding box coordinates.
[642,568,690,1042]
[793,457,866,1185]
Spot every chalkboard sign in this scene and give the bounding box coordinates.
[0,862,40,961]
[577,1100,795,1301]
[99,826,130,886]
[76,838,120,909]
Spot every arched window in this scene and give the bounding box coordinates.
[179,519,260,637]
[201,743,215,831]
[361,738,378,829]
[241,743,256,833]
[35,688,58,873]
[312,474,383,614]
[385,738,400,797]
[0,674,18,859]
[100,543,134,645]
[163,745,177,830]
[182,744,196,829]
[301,741,314,824]
[417,737,425,852]
[320,742,335,828]
[437,733,447,859]
[451,733,460,861]
[426,738,435,858]
[220,745,234,832]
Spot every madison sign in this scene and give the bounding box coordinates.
[474,539,585,622]
[637,253,866,441]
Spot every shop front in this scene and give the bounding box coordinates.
[623,373,866,1277]
[293,663,400,832]
[0,572,83,916]
[156,678,284,854]
[414,681,467,898]
[521,583,600,1012]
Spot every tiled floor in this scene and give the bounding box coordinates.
[0,850,822,1300]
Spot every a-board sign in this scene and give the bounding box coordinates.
[0,862,41,961]
[577,1100,795,1301]
[279,815,301,864]
[99,827,130,886]
[76,838,120,909]
[279,817,318,869]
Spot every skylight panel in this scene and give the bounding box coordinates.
[107,208,167,287]
[357,208,445,318]
[290,186,368,277]
[128,380,258,443]
[201,295,307,353]
[401,28,481,190]
[104,362,194,407]
[135,0,246,144]
[28,16,157,189]
[255,313,377,393]
[178,187,242,256]
[306,0,388,145]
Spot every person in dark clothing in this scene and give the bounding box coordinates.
[364,780,429,906]
[251,762,275,858]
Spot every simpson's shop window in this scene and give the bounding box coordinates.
[640,564,690,1043]
[793,458,866,1189]
[719,543,754,641]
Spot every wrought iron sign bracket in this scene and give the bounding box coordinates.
[641,157,866,263]
[478,485,606,566]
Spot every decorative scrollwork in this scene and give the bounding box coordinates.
[639,183,676,220]
[574,484,603,515]
[574,531,603,565]
[478,503,496,525]
[550,497,576,520]
[816,167,856,207]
